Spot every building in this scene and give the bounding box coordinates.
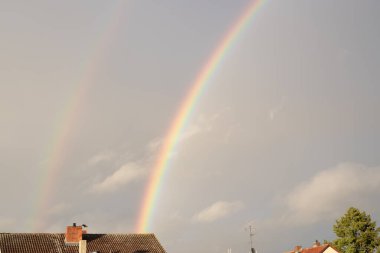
[0,223,167,253]
[286,241,339,253]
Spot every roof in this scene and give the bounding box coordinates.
[0,233,167,253]
[286,245,332,253]
[302,245,330,253]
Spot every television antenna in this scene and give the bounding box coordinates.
[246,225,256,253]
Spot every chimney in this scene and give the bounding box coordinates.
[65,223,83,244]
[82,224,88,234]
[79,240,87,253]
[313,240,321,247]
[294,246,302,253]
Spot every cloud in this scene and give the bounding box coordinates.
[147,138,163,152]
[92,162,146,193]
[281,163,380,225]
[254,163,380,250]
[178,113,221,143]
[87,151,115,166]
[179,124,203,142]
[193,201,244,223]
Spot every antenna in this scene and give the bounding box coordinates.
[249,225,254,249]
[246,225,256,253]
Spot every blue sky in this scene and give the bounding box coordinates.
[1,1,380,253]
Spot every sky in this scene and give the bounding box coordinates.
[1,1,380,253]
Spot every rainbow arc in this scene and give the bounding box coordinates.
[136,0,265,233]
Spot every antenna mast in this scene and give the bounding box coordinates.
[250,226,254,248]
[248,225,256,253]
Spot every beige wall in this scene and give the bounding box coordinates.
[79,240,87,253]
[324,246,339,253]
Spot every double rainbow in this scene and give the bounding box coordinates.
[30,0,265,232]
[136,0,265,232]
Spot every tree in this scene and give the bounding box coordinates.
[332,207,380,253]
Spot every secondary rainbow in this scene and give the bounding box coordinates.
[136,0,265,232]
[30,1,128,231]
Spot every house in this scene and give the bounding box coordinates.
[0,223,167,253]
[286,241,339,253]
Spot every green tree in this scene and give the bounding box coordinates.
[332,207,380,253]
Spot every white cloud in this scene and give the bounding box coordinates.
[92,162,146,193]
[281,163,380,225]
[178,113,220,143]
[87,151,115,166]
[254,163,380,249]
[179,124,203,142]
[193,201,244,223]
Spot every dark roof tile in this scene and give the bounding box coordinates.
[0,233,166,253]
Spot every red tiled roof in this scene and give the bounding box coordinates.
[301,245,330,253]
[287,244,331,253]
[0,233,167,253]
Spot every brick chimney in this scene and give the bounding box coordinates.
[65,223,83,244]
[313,240,321,247]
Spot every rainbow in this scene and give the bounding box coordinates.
[30,1,128,231]
[136,0,265,232]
